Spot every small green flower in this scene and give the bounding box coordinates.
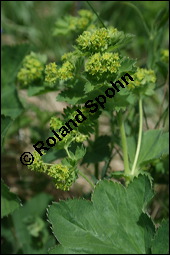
[58,61,74,81]
[28,151,47,173]
[128,68,156,90]
[85,52,121,80]
[48,164,70,181]
[50,117,63,130]
[76,27,118,53]
[28,152,78,191]
[77,28,108,52]
[48,163,78,191]
[127,68,156,96]
[53,9,95,37]
[67,10,94,32]
[45,62,58,85]
[61,52,75,62]
[78,9,93,20]
[17,52,44,86]
[75,133,88,143]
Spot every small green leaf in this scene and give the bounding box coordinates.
[75,145,86,161]
[118,57,137,74]
[1,180,21,218]
[84,81,94,93]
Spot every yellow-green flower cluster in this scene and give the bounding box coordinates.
[53,9,95,37]
[77,9,94,30]
[161,49,169,63]
[50,117,63,130]
[48,164,77,191]
[76,27,118,52]
[75,133,88,143]
[61,49,83,62]
[61,52,75,62]
[45,62,58,85]
[58,61,74,81]
[58,130,88,149]
[66,10,94,32]
[28,151,47,173]
[17,52,44,86]
[85,52,121,79]
[44,58,75,83]
[78,9,93,20]
[28,150,78,191]
[127,68,156,90]
[48,164,69,180]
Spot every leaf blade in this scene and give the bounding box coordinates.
[48,175,155,254]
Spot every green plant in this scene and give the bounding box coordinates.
[1,2,169,254]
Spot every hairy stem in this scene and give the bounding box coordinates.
[79,170,95,189]
[118,111,130,175]
[131,97,143,176]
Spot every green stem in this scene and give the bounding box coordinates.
[131,97,143,176]
[64,146,71,158]
[94,121,99,179]
[118,111,130,175]
[86,1,107,29]
[78,170,95,189]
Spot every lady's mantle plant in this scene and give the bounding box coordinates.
[16,9,169,254]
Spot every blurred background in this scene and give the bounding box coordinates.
[1,1,169,254]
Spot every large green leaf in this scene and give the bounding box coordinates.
[12,193,55,254]
[1,180,21,218]
[151,220,169,254]
[128,130,169,168]
[48,175,155,254]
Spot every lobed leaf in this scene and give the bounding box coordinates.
[48,175,155,254]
